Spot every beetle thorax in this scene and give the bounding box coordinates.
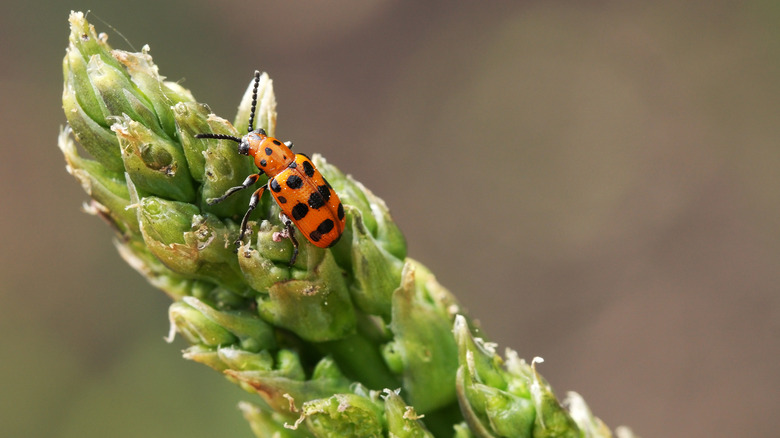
[245,132,294,176]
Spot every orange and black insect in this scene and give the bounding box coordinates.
[195,71,345,265]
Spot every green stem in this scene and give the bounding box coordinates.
[317,315,399,390]
[424,402,465,437]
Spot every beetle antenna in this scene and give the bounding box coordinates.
[247,70,261,133]
[194,133,242,142]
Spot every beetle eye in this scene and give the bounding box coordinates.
[238,140,250,155]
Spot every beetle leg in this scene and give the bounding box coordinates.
[207,172,263,205]
[235,185,266,250]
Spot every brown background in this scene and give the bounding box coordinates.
[2,1,778,436]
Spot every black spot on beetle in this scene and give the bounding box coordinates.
[277,195,287,204]
[308,218,335,243]
[308,191,325,209]
[272,139,281,145]
[317,185,330,202]
[291,202,309,220]
[270,179,282,192]
[302,160,315,177]
[260,159,267,167]
[286,175,303,189]
[337,203,344,220]
[317,219,334,234]
[288,161,297,169]
[265,147,273,155]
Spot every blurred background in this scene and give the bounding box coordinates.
[2,1,778,436]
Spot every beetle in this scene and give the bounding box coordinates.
[194,70,345,265]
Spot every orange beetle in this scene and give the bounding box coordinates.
[195,71,345,265]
